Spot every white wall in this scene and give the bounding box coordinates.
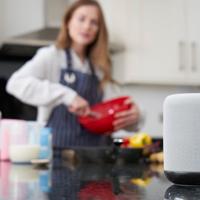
[1,0,45,39]
[0,0,5,44]
[46,0,71,27]
[0,0,71,42]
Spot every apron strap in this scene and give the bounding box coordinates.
[65,49,95,76]
[66,49,73,70]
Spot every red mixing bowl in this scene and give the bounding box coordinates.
[79,96,132,135]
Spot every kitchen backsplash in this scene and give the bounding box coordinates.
[121,84,200,138]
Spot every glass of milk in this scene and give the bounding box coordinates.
[9,121,41,163]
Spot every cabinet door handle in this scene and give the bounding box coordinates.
[179,41,186,71]
[191,41,197,72]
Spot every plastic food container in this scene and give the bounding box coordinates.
[79,96,132,134]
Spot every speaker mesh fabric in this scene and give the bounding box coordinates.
[164,94,200,172]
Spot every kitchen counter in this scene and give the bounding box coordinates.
[0,157,199,200]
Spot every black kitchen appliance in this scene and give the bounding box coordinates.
[0,55,37,119]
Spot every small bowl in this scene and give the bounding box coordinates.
[79,96,132,135]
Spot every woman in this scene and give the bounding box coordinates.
[6,0,140,150]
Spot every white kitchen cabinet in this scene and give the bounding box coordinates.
[104,0,200,85]
[98,0,142,82]
[98,0,140,48]
[127,0,188,85]
[187,0,200,84]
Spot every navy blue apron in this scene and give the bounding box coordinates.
[47,49,109,148]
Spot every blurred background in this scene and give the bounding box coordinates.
[0,0,200,139]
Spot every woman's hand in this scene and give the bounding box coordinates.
[68,95,90,116]
[113,98,140,131]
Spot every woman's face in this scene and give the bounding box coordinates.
[68,5,100,48]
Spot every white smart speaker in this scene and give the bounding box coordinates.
[164,93,200,185]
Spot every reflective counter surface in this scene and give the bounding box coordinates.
[0,158,200,200]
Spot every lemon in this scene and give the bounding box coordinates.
[129,132,152,148]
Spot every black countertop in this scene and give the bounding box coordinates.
[0,157,200,200]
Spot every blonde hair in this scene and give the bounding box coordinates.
[56,0,112,83]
